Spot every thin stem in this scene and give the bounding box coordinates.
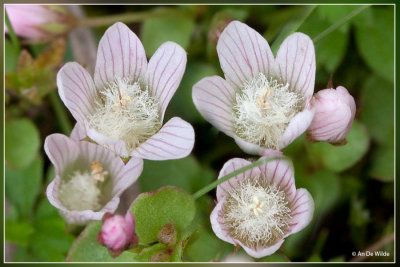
[5,9,21,53]
[313,5,370,43]
[78,9,182,28]
[49,91,73,135]
[192,155,286,200]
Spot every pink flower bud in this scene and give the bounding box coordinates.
[5,5,76,41]
[100,211,137,252]
[308,86,356,144]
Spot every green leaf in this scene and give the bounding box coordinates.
[5,39,19,73]
[354,7,394,83]
[5,220,34,245]
[67,221,140,262]
[360,75,394,145]
[139,156,215,194]
[165,62,217,123]
[5,118,40,170]
[308,121,370,172]
[369,144,394,182]
[5,157,43,219]
[130,186,196,244]
[141,9,195,56]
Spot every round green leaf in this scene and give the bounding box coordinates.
[131,186,196,244]
[308,121,370,172]
[5,118,40,170]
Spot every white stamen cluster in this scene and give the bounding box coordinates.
[88,78,161,153]
[58,161,108,211]
[222,177,292,248]
[233,73,304,149]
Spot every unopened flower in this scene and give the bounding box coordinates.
[307,86,356,144]
[98,211,138,254]
[193,20,316,155]
[210,156,314,258]
[5,5,76,41]
[45,133,143,225]
[57,22,194,160]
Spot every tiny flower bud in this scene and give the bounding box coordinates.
[157,222,177,246]
[307,86,356,144]
[5,5,76,42]
[99,211,138,254]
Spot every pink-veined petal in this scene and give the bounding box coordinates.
[146,42,187,119]
[233,135,266,155]
[287,188,314,236]
[217,20,275,89]
[279,103,315,149]
[111,157,143,196]
[274,32,316,100]
[258,156,296,201]
[44,134,79,175]
[57,62,97,123]
[94,22,147,89]
[84,121,129,158]
[216,158,261,201]
[131,117,194,160]
[236,239,284,258]
[210,198,236,245]
[192,76,235,135]
[70,122,87,141]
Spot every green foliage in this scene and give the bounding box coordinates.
[307,121,370,172]
[354,7,394,83]
[139,156,215,194]
[141,8,195,56]
[5,39,19,72]
[131,186,196,244]
[5,118,40,170]
[5,157,42,219]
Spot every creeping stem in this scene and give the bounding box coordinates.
[192,155,286,200]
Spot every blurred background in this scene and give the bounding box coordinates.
[4,5,394,262]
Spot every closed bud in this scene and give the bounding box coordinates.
[99,211,138,255]
[5,5,76,42]
[307,86,356,144]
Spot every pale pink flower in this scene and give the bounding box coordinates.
[99,211,137,251]
[307,86,356,144]
[45,131,143,225]
[57,22,194,160]
[193,20,316,155]
[5,5,75,40]
[210,155,314,258]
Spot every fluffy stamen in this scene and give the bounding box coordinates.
[87,78,162,153]
[233,73,305,149]
[222,177,292,248]
[58,161,108,211]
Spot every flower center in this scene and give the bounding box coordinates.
[87,78,162,153]
[58,161,108,211]
[233,73,305,149]
[222,177,292,248]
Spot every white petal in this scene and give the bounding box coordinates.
[216,158,261,201]
[258,156,296,201]
[279,103,315,149]
[192,76,235,135]
[57,62,97,123]
[274,32,316,100]
[70,122,87,141]
[233,135,266,155]
[237,239,284,258]
[287,188,314,235]
[111,157,143,196]
[210,199,236,245]
[131,117,194,160]
[44,134,79,175]
[146,42,187,119]
[217,20,275,88]
[94,22,147,89]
